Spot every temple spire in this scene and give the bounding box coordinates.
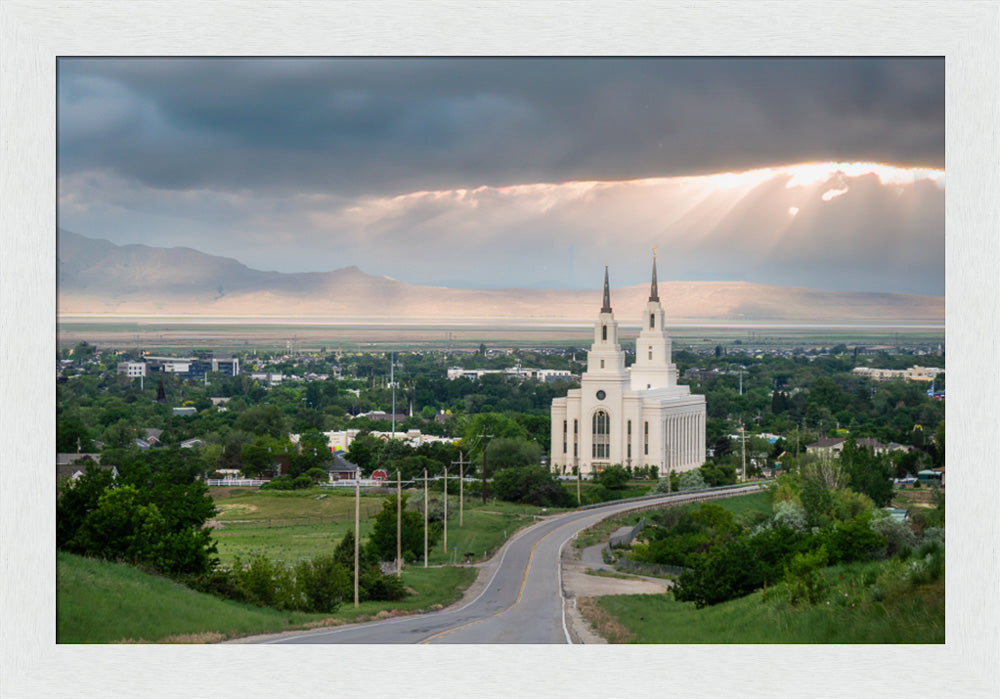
[649,249,659,302]
[601,264,612,313]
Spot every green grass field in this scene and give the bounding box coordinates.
[57,551,477,643]
[210,488,385,566]
[588,556,944,644]
[706,490,772,518]
[210,486,550,566]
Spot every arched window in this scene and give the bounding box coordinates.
[592,410,610,459]
[627,420,632,460]
[602,324,608,341]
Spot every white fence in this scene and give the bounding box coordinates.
[205,478,266,487]
[320,478,393,488]
[206,475,485,488]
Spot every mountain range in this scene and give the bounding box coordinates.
[56,230,943,323]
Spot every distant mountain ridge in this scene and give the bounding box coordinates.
[56,230,944,323]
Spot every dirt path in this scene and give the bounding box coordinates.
[560,536,670,643]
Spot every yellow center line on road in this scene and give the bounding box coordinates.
[417,516,585,644]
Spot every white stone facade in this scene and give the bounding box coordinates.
[550,261,706,476]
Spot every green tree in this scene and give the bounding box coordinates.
[366,493,433,563]
[58,450,218,576]
[57,417,95,453]
[102,419,138,449]
[345,434,382,473]
[673,537,765,608]
[463,412,529,461]
[492,466,572,507]
[56,463,116,548]
[839,437,894,507]
[241,439,275,478]
[598,464,629,490]
[235,404,288,439]
[484,437,542,473]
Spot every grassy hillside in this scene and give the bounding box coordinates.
[57,551,476,643]
[57,551,322,643]
[577,490,943,643]
[584,552,944,643]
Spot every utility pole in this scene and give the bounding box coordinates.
[576,466,581,508]
[453,452,464,527]
[443,467,448,553]
[353,475,360,608]
[423,468,428,568]
[480,429,493,504]
[396,469,401,578]
[740,421,747,482]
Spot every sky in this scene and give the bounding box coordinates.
[57,57,945,295]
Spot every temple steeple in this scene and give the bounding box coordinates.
[649,250,659,302]
[601,264,612,313]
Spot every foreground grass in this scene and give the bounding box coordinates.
[57,551,476,643]
[425,506,540,565]
[587,558,944,643]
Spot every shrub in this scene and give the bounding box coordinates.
[823,513,887,564]
[673,537,765,608]
[303,467,329,484]
[677,469,708,492]
[493,465,573,507]
[293,555,350,612]
[700,461,737,487]
[229,555,298,610]
[359,568,407,601]
[870,512,917,558]
[772,500,809,532]
[598,465,630,490]
[784,546,828,606]
[261,475,297,490]
[581,483,611,505]
[748,525,812,581]
[648,478,672,494]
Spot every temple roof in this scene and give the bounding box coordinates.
[601,265,612,313]
[649,253,659,302]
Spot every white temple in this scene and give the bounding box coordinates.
[550,258,706,476]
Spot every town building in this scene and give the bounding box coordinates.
[136,354,241,379]
[116,361,147,378]
[851,365,942,382]
[805,436,911,457]
[447,367,575,383]
[290,428,459,454]
[550,259,706,476]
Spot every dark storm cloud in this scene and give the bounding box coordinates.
[58,57,944,197]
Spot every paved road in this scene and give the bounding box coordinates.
[264,485,761,644]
